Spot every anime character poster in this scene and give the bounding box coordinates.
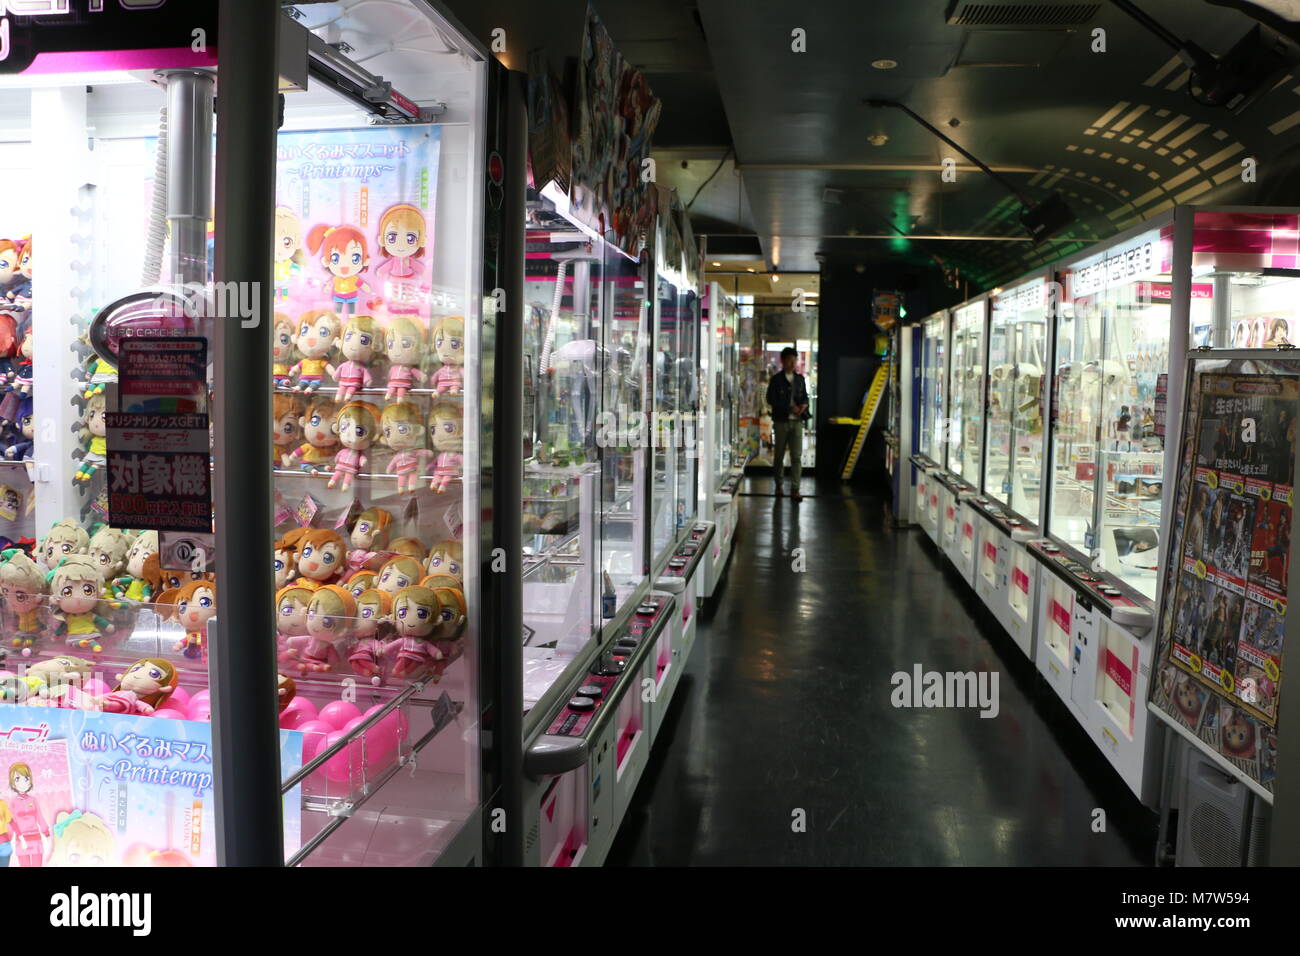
[275,127,441,321]
[0,704,302,867]
[1152,367,1300,794]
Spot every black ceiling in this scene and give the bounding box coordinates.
[440,0,1300,289]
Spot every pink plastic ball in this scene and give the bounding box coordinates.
[295,719,333,762]
[167,686,192,711]
[188,701,212,722]
[82,678,112,697]
[321,729,363,783]
[151,708,188,721]
[318,700,362,731]
[188,688,211,711]
[279,696,318,729]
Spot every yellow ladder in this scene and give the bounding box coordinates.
[831,362,890,480]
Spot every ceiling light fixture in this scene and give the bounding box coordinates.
[868,133,889,147]
[871,58,898,69]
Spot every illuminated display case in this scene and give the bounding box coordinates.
[941,299,988,581]
[0,1,513,868]
[699,281,742,598]
[914,310,949,543]
[884,321,921,527]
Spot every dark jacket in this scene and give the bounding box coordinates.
[767,371,811,422]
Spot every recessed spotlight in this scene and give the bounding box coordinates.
[868,133,889,147]
[871,58,898,70]
[746,267,755,273]
[772,274,780,283]
[711,261,721,266]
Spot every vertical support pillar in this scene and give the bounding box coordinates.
[210,0,283,867]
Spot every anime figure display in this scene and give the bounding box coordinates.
[383,317,426,401]
[156,579,217,661]
[374,203,428,315]
[49,555,114,655]
[9,319,31,396]
[328,401,381,492]
[307,224,372,316]
[428,400,464,493]
[347,587,392,683]
[0,549,47,656]
[289,310,340,393]
[0,241,20,301]
[73,393,108,483]
[386,585,445,680]
[288,528,347,590]
[7,761,48,868]
[329,315,383,400]
[382,401,434,494]
[25,656,93,707]
[282,398,340,473]
[272,312,298,388]
[273,393,304,469]
[430,316,465,395]
[38,519,89,570]
[296,584,355,675]
[113,530,159,602]
[97,659,177,716]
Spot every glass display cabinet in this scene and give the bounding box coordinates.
[940,299,989,582]
[970,274,1050,660]
[913,309,949,545]
[699,281,743,598]
[884,321,921,528]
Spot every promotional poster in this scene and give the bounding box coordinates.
[0,704,302,867]
[1152,368,1297,792]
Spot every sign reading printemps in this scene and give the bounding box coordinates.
[0,0,217,75]
[1067,230,1166,299]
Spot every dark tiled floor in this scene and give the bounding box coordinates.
[607,477,1159,865]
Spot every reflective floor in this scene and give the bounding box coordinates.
[607,477,1158,866]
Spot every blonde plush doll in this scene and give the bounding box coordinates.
[74,392,108,483]
[87,526,135,599]
[430,315,465,395]
[114,530,159,602]
[49,554,115,655]
[48,810,115,867]
[38,518,89,570]
[0,549,47,656]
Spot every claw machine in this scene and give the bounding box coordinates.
[939,298,988,583]
[969,273,1051,660]
[699,280,741,597]
[912,309,949,544]
[1030,211,1210,806]
[884,318,921,528]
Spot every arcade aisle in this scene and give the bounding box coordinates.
[609,478,1156,866]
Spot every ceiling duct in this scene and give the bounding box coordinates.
[946,1,1102,27]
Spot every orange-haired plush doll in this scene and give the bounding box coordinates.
[99,658,178,716]
[290,528,347,589]
[156,579,217,661]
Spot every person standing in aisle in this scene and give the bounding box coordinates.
[766,347,811,501]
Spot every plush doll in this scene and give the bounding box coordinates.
[388,537,425,563]
[2,395,33,463]
[282,398,341,473]
[38,519,89,570]
[428,400,464,493]
[273,393,305,469]
[424,539,463,583]
[87,526,134,588]
[347,507,393,571]
[288,309,340,393]
[25,655,93,708]
[10,317,31,396]
[306,224,373,316]
[74,393,108,483]
[6,239,31,311]
[381,401,434,494]
[156,578,217,661]
[383,317,427,401]
[97,658,177,716]
[0,241,20,302]
[345,568,379,600]
[385,585,444,680]
[0,549,47,656]
[375,555,423,597]
[114,530,159,602]
[278,673,297,712]
[274,584,313,667]
[296,584,355,674]
[49,554,115,655]
[347,587,392,683]
[329,315,383,400]
[289,528,347,590]
[328,401,381,491]
[271,312,298,389]
[430,315,465,395]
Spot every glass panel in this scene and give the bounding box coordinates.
[675,281,700,531]
[987,279,1048,520]
[651,219,681,562]
[270,9,487,865]
[520,196,602,710]
[919,314,946,459]
[948,302,985,483]
[1050,284,1104,554]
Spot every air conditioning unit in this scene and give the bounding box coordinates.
[945,1,1102,27]
[1174,739,1271,867]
